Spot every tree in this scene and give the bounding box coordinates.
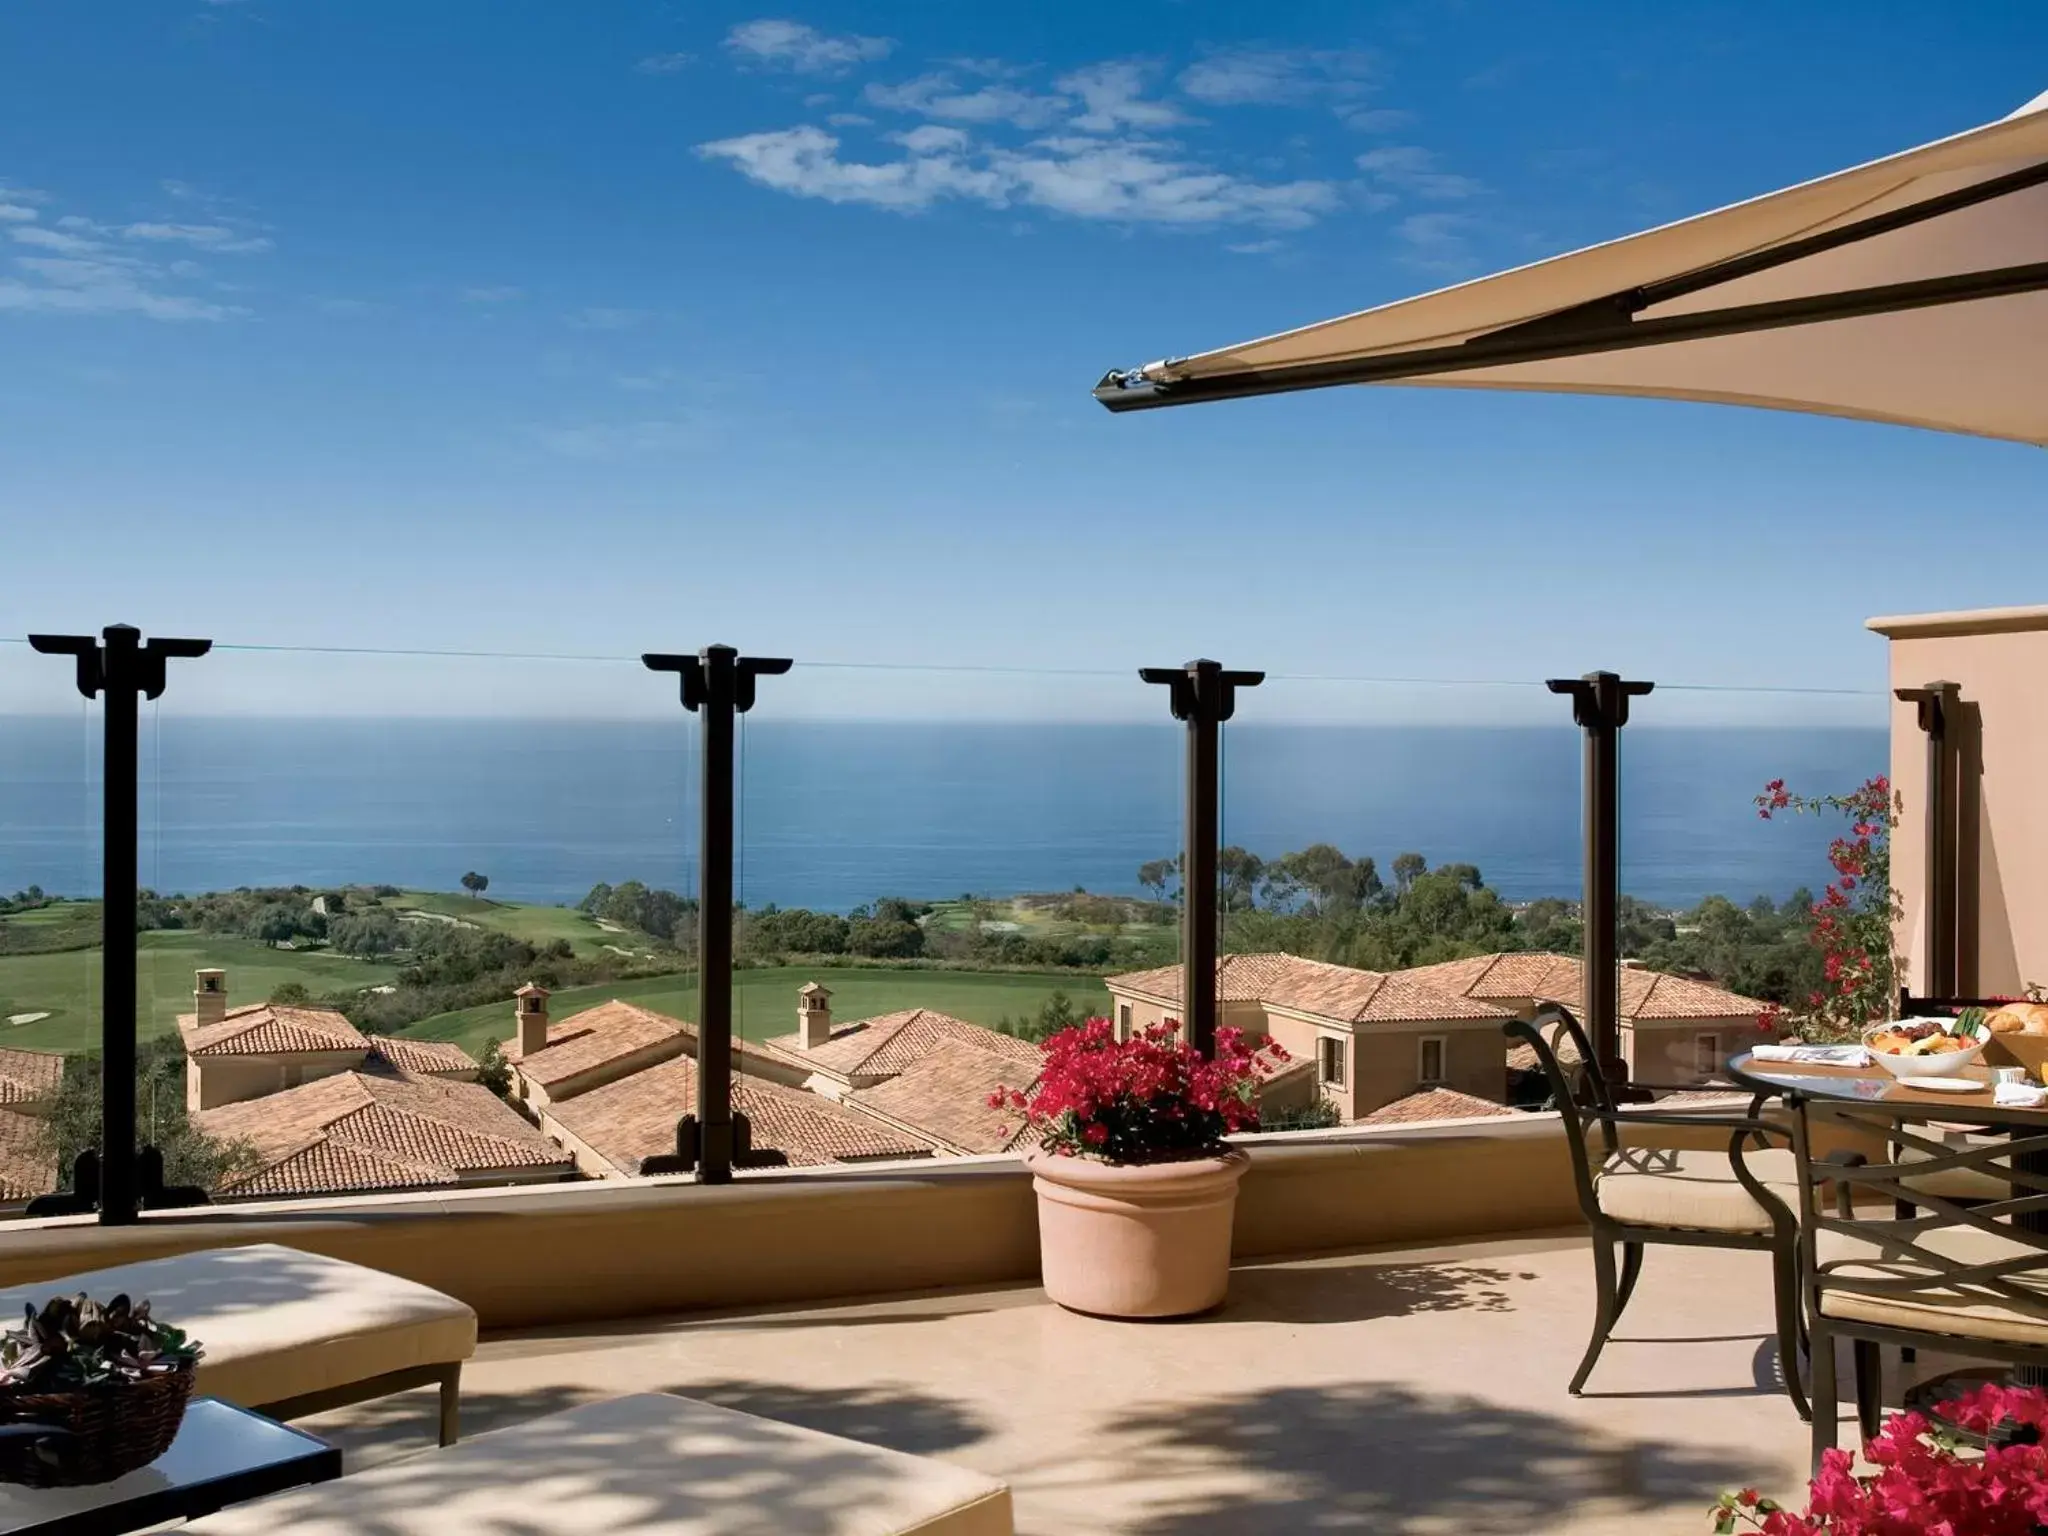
[1137,857,1181,905]
[475,1038,512,1099]
[460,872,489,901]
[1392,852,1427,895]
[269,982,311,1006]
[328,909,404,958]
[1216,846,1266,914]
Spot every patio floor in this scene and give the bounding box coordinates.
[299,1230,1899,1534]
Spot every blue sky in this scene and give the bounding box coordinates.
[1,1,2043,721]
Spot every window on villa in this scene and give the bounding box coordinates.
[1695,1032,1722,1077]
[1419,1036,1446,1085]
[1318,1037,1346,1087]
[1117,1003,1132,1039]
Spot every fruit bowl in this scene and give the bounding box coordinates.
[1863,1018,1987,1078]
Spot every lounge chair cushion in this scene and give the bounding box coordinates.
[188,1391,1015,1535]
[1594,1146,1799,1234]
[0,1243,475,1409]
[1895,1133,2012,1204]
[1816,1224,2048,1345]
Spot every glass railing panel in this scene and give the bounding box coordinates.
[732,662,1180,1165]
[0,635,103,1216]
[135,642,698,1202]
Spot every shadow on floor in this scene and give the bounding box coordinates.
[1208,1261,1536,1325]
[1080,1381,1765,1535]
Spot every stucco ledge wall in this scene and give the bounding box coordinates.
[0,1117,1605,1330]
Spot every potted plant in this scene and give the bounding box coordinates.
[0,1294,203,1487]
[992,1017,1285,1319]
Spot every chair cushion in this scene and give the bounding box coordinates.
[1895,1135,2012,1204]
[188,1392,1015,1536]
[1816,1224,2048,1346]
[1594,1146,1799,1234]
[0,1243,475,1409]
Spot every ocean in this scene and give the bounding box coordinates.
[0,718,1885,913]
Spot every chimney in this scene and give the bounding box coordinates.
[515,982,550,1058]
[799,982,833,1051]
[193,968,227,1027]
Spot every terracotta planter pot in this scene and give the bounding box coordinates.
[1025,1146,1250,1318]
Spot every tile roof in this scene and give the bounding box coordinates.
[1106,954,1510,1026]
[180,1002,370,1058]
[1359,1089,1519,1126]
[845,1040,1036,1155]
[201,1068,573,1198]
[509,1000,688,1087]
[367,1035,478,1077]
[1402,952,1773,1023]
[547,1058,931,1172]
[0,1107,54,1202]
[763,1009,1040,1081]
[0,1049,62,1106]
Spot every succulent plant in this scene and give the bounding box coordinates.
[0,1295,201,1392]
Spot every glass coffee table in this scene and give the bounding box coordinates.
[0,1398,339,1536]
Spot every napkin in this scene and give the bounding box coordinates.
[1750,1044,1871,1068]
[1995,1082,2048,1108]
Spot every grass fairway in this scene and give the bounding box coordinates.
[403,966,1112,1057]
[380,893,632,959]
[0,933,402,1054]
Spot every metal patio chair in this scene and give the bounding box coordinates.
[1509,1004,1810,1419]
[1791,1092,2048,1471]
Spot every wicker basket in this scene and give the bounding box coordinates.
[0,1361,196,1488]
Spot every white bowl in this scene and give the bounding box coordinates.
[1864,1019,1987,1078]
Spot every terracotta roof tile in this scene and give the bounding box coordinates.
[1403,952,1773,1023]
[763,1009,1039,1080]
[1359,1088,1519,1126]
[845,1040,1036,1155]
[203,1068,573,1198]
[0,1107,54,1202]
[0,1050,62,1106]
[509,1000,688,1086]
[181,1003,370,1058]
[548,1058,931,1172]
[367,1035,478,1077]
[1106,954,1509,1025]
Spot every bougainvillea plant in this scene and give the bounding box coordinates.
[1756,775,1902,1043]
[1713,1383,2048,1534]
[991,1018,1286,1163]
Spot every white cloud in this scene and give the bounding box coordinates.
[1395,211,1479,273]
[826,112,872,127]
[1177,47,1376,108]
[460,285,523,303]
[1227,238,1283,255]
[1342,107,1414,133]
[698,124,1336,229]
[865,73,1069,130]
[636,52,692,75]
[725,19,892,76]
[1357,146,1484,200]
[1056,62,1185,132]
[121,221,274,252]
[0,185,270,321]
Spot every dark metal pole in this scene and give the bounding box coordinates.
[1548,671,1653,1088]
[1141,660,1263,1058]
[642,644,790,1183]
[1897,681,1960,997]
[27,625,209,1225]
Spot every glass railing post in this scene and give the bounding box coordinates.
[644,645,791,1183]
[1142,659,1263,1059]
[27,625,210,1224]
[1547,670,1653,1094]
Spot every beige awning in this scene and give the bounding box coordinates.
[1095,89,2048,445]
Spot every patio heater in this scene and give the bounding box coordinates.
[26,625,212,1225]
[1142,659,1263,1058]
[642,644,792,1183]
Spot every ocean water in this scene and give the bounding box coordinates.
[0,717,1884,912]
